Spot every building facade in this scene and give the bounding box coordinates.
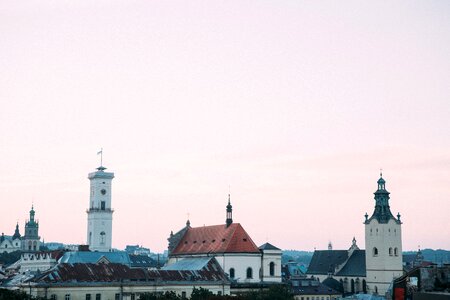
[166,195,282,285]
[307,174,404,296]
[0,206,41,253]
[86,165,115,252]
[364,174,403,295]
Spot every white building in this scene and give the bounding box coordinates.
[364,174,403,295]
[1,206,41,253]
[307,174,403,296]
[86,165,114,252]
[166,195,282,285]
[0,224,22,253]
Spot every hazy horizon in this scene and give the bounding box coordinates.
[1,0,449,253]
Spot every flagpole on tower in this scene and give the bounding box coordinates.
[97,148,103,167]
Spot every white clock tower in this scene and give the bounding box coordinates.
[87,164,114,252]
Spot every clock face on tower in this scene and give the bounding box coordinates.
[101,189,107,195]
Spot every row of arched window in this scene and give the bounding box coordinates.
[229,262,276,279]
[372,247,398,256]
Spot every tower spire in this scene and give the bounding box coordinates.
[366,173,399,224]
[226,194,233,227]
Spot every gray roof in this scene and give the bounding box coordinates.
[336,250,366,277]
[129,255,157,268]
[58,251,131,266]
[162,257,216,271]
[259,242,281,251]
[307,249,366,277]
[307,250,348,275]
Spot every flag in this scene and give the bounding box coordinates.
[97,149,102,155]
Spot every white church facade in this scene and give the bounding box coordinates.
[307,174,403,296]
[0,206,41,253]
[166,196,282,285]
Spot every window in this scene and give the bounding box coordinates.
[229,268,235,279]
[96,294,101,300]
[51,295,57,300]
[246,267,253,279]
[181,292,186,299]
[131,295,135,300]
[269,261,275,276]
[65,295,71,300]
[389,247,393,256]
[100,232,105,244]
[394,247,398,256]
[115,294,120,300]
[218,291,222,296]
[86,295,91,300]
[101,201,106,210]
[373,247,378,256]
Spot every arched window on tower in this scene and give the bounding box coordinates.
[269,262,275,276]
[246,267,253,279]
[33,241,37,251]
[373,247,378,256]
[389,247,393,256]
[394,247,398,256]
[229,268,235,279]
[100,231,106,244]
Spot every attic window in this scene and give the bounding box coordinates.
[243,238,247,242]
[184,241,188,244]
[222,239,226,242]
[202,240,206,243]
[212,239,216,243]
[193,241,197,244]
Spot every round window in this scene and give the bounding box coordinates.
[101,189,107,195]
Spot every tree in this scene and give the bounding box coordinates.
[139,291,181,300]
[190,287,215,300]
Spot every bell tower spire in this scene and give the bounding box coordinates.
[226,194,233,227]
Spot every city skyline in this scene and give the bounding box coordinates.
[1,0,449,252]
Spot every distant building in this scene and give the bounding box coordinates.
[21,259,230,298]
[58,250,131,266]
[125,245,151,256]
[166,195,282,286]
[307,237,367,294]
[87,164,114,252]
[0,206,41,253]
[290,277,341,300]
[307,175,404,296]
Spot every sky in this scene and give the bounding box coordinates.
[0,0,449,253]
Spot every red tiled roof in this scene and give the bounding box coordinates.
[171,223,260,255]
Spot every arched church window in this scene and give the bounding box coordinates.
[101,201,106,210]
[374,286,378,294]
[269,262,275,276]
[394,247,398,256]
[351,279,355,294]
[229,268,235,279]
[373,247,378,256]
[362,279,367,293]
[246,267,253,279]
[389,247,393,256]
[100,231,106,244]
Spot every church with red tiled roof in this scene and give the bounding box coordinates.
[166,195,282,284]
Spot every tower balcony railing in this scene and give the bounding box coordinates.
[86,208,114,213]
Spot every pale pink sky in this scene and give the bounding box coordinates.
[1,1,449,253]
